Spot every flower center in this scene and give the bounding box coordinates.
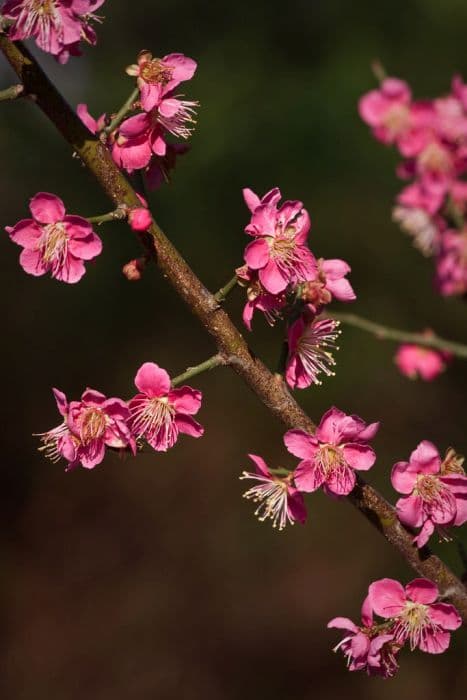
[418,142,452,173]
[382,104,411,135]
[40,222,68,265]
[394,601,438,650]
[140,59,173,85]
[79,408,107,445]
[316,444,347,481]
[130,396,175,440]
[414,474,444,501]
[31,0,55,15]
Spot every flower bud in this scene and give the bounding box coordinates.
[122,258,145,281]
[128,207,152,232]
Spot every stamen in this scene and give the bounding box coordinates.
[296,319,341,385]
[240,472,293,530]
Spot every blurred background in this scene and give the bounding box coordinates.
[1,0,467,698]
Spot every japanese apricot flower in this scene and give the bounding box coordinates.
[128,362,204,452]
[37,387,135,471]
[368,578,462,653]
[126,51,197,112]
[242,187,316,294]
[328,596,401,678]
[240,454,306,530]
[285,316,341,389]
[2,0,105,63]
[394,343,451,381]
[5,192,102,283]
[300,257,356,313]
[391,440,467,547]
[285,407,379,497]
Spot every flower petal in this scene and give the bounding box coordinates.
[7,219,42,248]
[343,443,376,471]
[30,193,65,224]
[169,386,202,415]
[283,429,318,460]
[405,578,439,604]
[134,362,170,397]
[368,579,406,618]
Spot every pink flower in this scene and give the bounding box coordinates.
[5,192,102,283]
[368,578,462,653]
[328,596,401,678]
[285,316,341,389]
[300,257,356,312]
[240,454,306,530]
[77,103,106,134]
[242,187,316,294]
[359,77,433,156]
[112,99,197,173]
[122,257,145,281]
[435,230,467,296]
[37,387,135,471]
[285,407,379,497]
[236,264,287,330]
[128,362,203,452]
[392,204,441,256]
[128,207,152,232]
[126,51,197,112]
[3,0,105,63]
[395,343,451,381]
[391,441,467,547]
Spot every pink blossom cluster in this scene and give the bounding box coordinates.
[240,407,378,529]
[391,440,467,547]
[37,362,204,470]
[359,75,467,296]
[5,192,102,283]
[78,51,197,189]
[237,187,356,389]
[394,341,452,381]
[329,577,462,677]
[1,0,105,63]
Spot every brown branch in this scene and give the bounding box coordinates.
[2,36,466,621]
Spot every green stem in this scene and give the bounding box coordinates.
[371,59,387,83]
[171,354,225,386]
[87,206,128,225]
[104,87,140,135]
[332,312,467,359]
[0,83,23,101]
[214,275,239,303]
[269,467,291,477]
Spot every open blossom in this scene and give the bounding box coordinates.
[285,316,341,389]
[242,187,316,294]
[37,387,135,471]
[392,203,441,256]
[328,596,401,678]
[5,192,102,283]
[285,407,379,497]
[240,454,306,531]
[2,0,105,63]
[128,362,203,452]
[391,440,467,548]
[126,51,197,112]
[300,258,356,313]
[368,578,462,653]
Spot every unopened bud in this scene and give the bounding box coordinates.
[128,207,152,232]
[122,258,146,281]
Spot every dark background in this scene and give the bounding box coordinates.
[1,1,466,698]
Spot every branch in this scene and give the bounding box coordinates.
[2,36,466,621]
[332,312,467,359]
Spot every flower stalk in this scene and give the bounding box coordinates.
[104,87,140,135]
[171,354,226,387]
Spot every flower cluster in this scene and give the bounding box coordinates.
[329,577,462,677]
[391,440,467,547]
[359,75,467,297]
[37,362,204,470]
[240,407,378,529]
[237,187,356,389]
[1,0,105,63]
[5,192,102,283]
[394,340,452,381]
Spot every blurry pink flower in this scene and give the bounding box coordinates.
[128,207,152,232]
[368,578,462,653]
[3,0,105,63]
[122,257,145,281]
[285,316,341,389]
[392,204,441,256]
[5,192,102,283]
[397,181,445,217]
[77,103,106,134]
[435,230,467,296]
[128,362,203,452]
[242,187,316,294]
[285,407,379,497]
[328,596,401,678]
[395,343,451,381]
[391,440,467,548]
[301,257,356,312]
[236,264,287,330]
[126,51,197,112]
[37,387,134,471]
[67,389,135,469]
[240,454,306,530]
